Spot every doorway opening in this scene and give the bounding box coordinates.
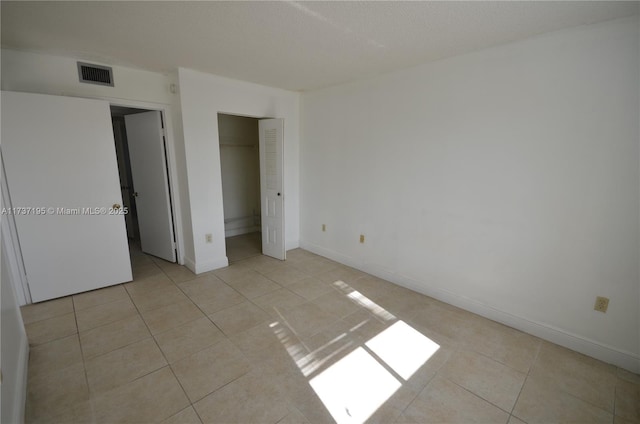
[111,106,177,264]
[218,113,263,263]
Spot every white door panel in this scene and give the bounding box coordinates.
[1,91,132,302]
[259,118,285,260]
[125,111,176,262]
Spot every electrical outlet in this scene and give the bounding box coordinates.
[205,233,213,243]
[594,296,609,313]
[322,224,326,232]
[359,234,365,243]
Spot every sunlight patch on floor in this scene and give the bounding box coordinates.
[272,279,441,424]
[333,280,396,321]
[272,319,356,377]
[309,347,402,424]
[366,320,440,380]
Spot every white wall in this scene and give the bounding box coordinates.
[1,49,172,104]
[0,50,302,276]
[178,68,300,273]
[300,17,640,371]
[218,114,261,237]
[0,49,194,266]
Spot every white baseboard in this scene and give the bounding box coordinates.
[188,256,229,274]
[224,226,260,238]
[183,256,197,274]
[300,240,640,374]
[285,239,300,252]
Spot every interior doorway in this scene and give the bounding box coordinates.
[218,113,263,263]
[111,106,177,263]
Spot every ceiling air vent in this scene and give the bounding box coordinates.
[77,62,114,86]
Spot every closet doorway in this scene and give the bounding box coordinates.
[218,113,263,263]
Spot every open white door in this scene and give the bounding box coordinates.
[124,111,176,262]
[259,118,285,260]
[1,91,132,302]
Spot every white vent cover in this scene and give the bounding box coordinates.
[77,62,114,86]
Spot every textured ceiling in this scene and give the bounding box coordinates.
[1,1,638,91]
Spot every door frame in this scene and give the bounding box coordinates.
[105,98,184,264]
[2,91,133,302]
[216,112,285,262]
[1,153,32,305]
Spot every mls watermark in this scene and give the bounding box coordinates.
[1,207,129,216]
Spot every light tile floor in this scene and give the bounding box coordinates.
[226,232,262,263]
[22,248,640,424]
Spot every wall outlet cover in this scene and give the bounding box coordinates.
[594,296,609,313]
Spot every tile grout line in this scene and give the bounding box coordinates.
[508,338,543,422]
[24,252,359,421]
[72,292,98,424]
[20,301,73,326]
[520,341,620,418]
[441,374,516,418]
[612,383,618,419]
[75,297,139,334]
[136,259,241,424]
[396,370,442,423]
[398,335,535,421]
[76,277,155,353]
[398,337,459,419]
[165,259,268,337]
[128,261,199,420]
[469,346,537,376]
[23,318,75,347]
[188,369,252,406]
[148,255,279,421]
[29,247,636,423]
